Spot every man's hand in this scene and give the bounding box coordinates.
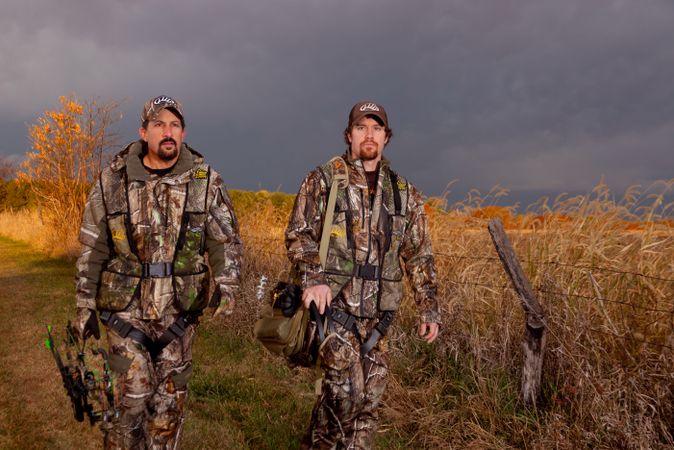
[302,284,332,315]
[209,289,234,319]
[74,308,101,340]
[212,303,233,319]
[418,322,439,343]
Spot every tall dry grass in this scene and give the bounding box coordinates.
[232,182,674,448]
[1,182,672,447]
[0,208,80,258]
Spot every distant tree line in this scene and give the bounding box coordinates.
[0,158,32,210]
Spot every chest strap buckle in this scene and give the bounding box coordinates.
[355,264,381,281]
[142,262,174,278]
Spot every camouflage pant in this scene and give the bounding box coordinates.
[103,313,196,450]
[301,317,389,450]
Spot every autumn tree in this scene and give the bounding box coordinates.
[19,95,121,254]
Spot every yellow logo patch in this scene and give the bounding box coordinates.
[111,230,126,241]
[330,226,345,238]
[194,169,208,179]
[397,178,406,190]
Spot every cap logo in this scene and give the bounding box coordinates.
[359,103,380,112]
[153,96,177,106]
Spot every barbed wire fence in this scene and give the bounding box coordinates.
[240,224,674,354]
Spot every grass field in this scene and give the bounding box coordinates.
[0,236,318,449]
[0,182,673,448]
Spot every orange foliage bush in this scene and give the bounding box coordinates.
[18,95,121,256]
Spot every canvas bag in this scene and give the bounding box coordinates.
[253,159,347,364]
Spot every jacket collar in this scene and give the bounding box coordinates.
[341,150,390,175]
[121,140,197,182]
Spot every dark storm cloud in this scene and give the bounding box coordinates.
[2,0,673,204]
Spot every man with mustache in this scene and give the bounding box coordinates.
[286,101,440,449]
[73,95,242,448]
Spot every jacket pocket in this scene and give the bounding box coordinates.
[326,210,350,264]
[107,213,134,259]
[96,270,140,311]
[174,267,210,312]
[175,212,207,273]
[378,279,403,311]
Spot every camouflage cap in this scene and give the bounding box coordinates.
[348,101,389,129]
[141,95,184,125]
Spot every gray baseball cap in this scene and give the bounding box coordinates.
[141,95,184,125]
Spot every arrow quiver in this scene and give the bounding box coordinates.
[44,323,117,426]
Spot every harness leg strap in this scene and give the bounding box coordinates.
[154,314,200,352]
[100,311,156,355]
[328,309,396,356]
[330,309,358,335]
[100,311,199,359]
[360,311,396,356]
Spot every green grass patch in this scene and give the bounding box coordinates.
[189,331,314,449]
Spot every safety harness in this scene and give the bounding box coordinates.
[319,158,405,356]
[99,310,199,359]
[329,309,395,356]
[97,147,211,358]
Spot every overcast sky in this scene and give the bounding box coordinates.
[2,0,673,207]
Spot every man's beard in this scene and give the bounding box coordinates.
[359,143,379,161]
[158,138,179,161]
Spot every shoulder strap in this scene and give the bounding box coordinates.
[100,166,139,258]
[389,169,402,215]
[176,164,211,254]
[318,157,348,266]
[184,164,211,213]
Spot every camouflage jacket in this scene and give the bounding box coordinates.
[75,141,242,320]
[285,152,439,322]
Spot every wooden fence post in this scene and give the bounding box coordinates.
[487,218,546,406]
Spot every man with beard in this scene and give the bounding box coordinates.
[73,95,242,448]
[286,101,440,449]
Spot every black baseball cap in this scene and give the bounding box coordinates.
[348,101,389,128]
